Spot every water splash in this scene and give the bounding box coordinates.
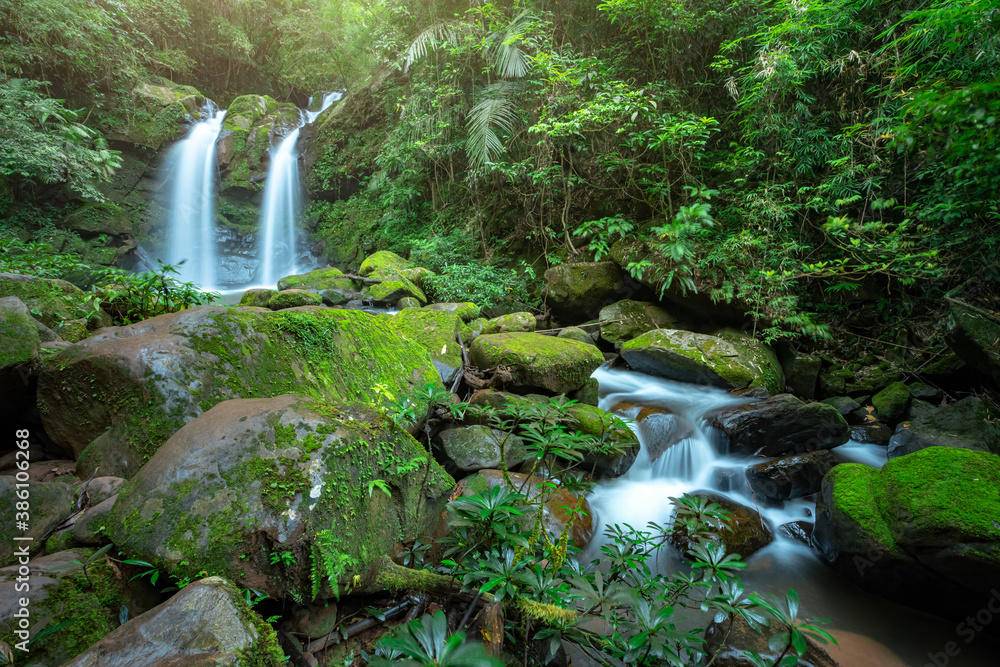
[160,103,226,287]
[256,92,342,287]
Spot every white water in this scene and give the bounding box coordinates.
[160,104,226,287]
[256,92,342,287]
[586,366,998,666]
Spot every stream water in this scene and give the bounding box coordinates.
[586,365,999,666]
[256,92,342,286]
[159,102,226,287]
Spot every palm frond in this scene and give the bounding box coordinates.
[488,10,536,79]
[466,89,520,170]
[403,22,461,72]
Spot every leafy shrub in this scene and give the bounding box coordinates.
[93,261,217,325]
[424,263,540,313]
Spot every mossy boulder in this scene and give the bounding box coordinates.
[438,426,528,473]
[557,326,596,346]
[0,272,95,328]
[397,296,421,309]
[671,491,773,558]
[599,300,679,346]
[114,77,203,149]
[65,576,281,667]
[388,308,464,384]
[946,301,1000,386]
[0,550,152,666]
[482,312,535,334]
[0,477,77,565]
[277,267,355,292]
[871,381,910,423]
[61,203,133,236]
[359,250,412,277]
[887,396,1000,459]
[0,296,40,370]
[400,266,435,289]
[225,95,280,129]
[778,350,821,399]
[425,302,481,323]
[469,333,604,395]
[239,288,278,308]
[813,447,1000,624]
[544,261,626,319]
[708,394,849,457]
[269,289,322,310]
[106,395,453,599]
[38,306,443,461]
[56,318,89,343]
[621,329,783,394]
[364,269,427,305]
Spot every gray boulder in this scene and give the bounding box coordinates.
[709,394,849,457]
[887,396,1000,459]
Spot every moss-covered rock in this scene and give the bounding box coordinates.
[425,302,481,322]
[239,288,278,308]
[359,250,411,277]
[0,550,149,666]
[225,94,280,129]
[482,311,535,334]
[57,319,89,343]
[400,266,435,289]
[672,491,773,558]
[112,77,203,149]
[469,333,604,395]
[38,306,443,461]
[946,301,1000,386]
[598,300,679,346]
[388,308,464,384]
[268,289,322,310]
[277,267,355,292]
[778,350,821,399]
[544,261,626,319]
[397,296,421,309]
[871,381,910,423]
[0,296,40,370]
[106,395,453,599]
[813,447,1000,624]
[622,329,783,394]
[887,396,1000,458]
[438,426,528,472]
[0,478,77,565]
[0,272,95,328]
[556,326,596,346]
[61,203,133,236]
[364,268,427,305]
[65,576,281,667]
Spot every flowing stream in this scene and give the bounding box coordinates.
[586,366,998,666]
[256,92,342,286]
[159,103,226,287]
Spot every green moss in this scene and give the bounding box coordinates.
[235,598,286,667]
[872,381,910,421]
[0,306,38,368]
[240,289,278,308]
[267,290,322,310]
[277,268,354,292]
[45,530,79,553]
[226,95,278,126]
[62,202,132,236]
[0,273,92,328]
[389,308,462,370]
[359,250,411,276]
[469,332,605,394]
[827,463,898,552]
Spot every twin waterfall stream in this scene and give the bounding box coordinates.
[158,92,341,290]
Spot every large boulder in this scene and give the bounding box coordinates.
[112,76,203,150]
[0,296,41,423]
[544,261,626,319]
[389,307,464,384]
[0,477,77,565]
[65,577,282,667]
[871,381,910,423]
[708,394,849,457]
[946,301,1000,385]
[704,615,837,667]
[482,311,536,334]
[671,492,773,558]
[425,302,480,322]
[611,403,693,465]
[813,447,1000,626]
[745,450,838,501]
[219,94,301,192]
[107,395,453,600]
[364,268,427,306]
[0,273,94,328]
[277,267,355,292]
[469,333,604,395]
[359,250,411,277]
[438,426,528,473]
[886,396,1000,459]
[38,306,442,461]
[598,299,679,347]
[268,289,322,310]
[621,329,783,394]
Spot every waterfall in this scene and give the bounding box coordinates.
[256,92,342,287]
[160,104,226,287]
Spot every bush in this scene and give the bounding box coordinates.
[424,262,540,313]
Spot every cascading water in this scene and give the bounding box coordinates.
[160,104,226,287]
[256,92,342,287]
[586,365,997,666]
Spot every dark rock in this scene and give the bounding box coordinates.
[544,261,626,320]
[0,477,76,565]
[849,423,893,446]
[887,396,1000,458]
[438,426,528,472]
[598,299,679,347]
[778,520,814,544]
[821,396,860,419]
[745,451,838,501]
[672,491,773,558]
[946,301,1000,385]
[705,615,837,667]
[871,381,910,423]
[780,351,822,399]
[907,382,941,401]
[709,394,850,457]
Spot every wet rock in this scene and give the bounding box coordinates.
[106,395,453,599]
[871,381,910,423]
[469,333,604,395]
[438,426,528,472]
[621,329,783,395]
[611,405,693,465]
[65,577,280,667]
[821,396,860,421]
[709,394,849,457]
[849,423,893,446]
[598,299,679,347]
[278,267,355,291]
[887,396,1000,458]
[269,289,322,310]
[780,351,821,399]
[544,261,626,320]
[907,382,941,402]
[705,615,838,667]
[946,301,1000,385]
[483,311,536,334]
[813,447,1000,627]
[240,288,278,308]
[672,491,773,558]
[777,520,814,544]
[216,255,261,286]
[38,306,442,460]
[745,450,838,501]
